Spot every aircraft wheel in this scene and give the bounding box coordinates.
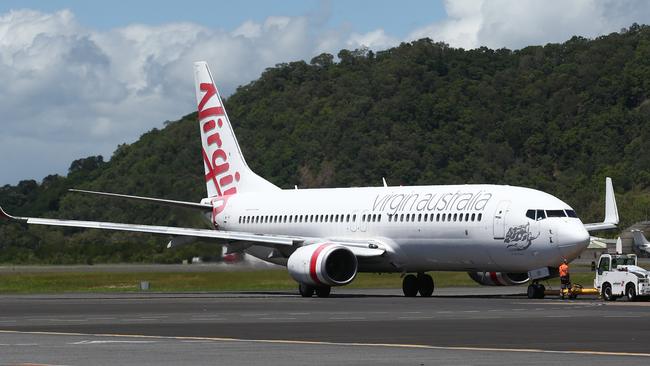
[402,274,418,297]
[299,283,314,297]
[315,286,331,298]
[536,284,546,299]
[527,284,537,299]
[417,273,434,297]
[626,284,637,302]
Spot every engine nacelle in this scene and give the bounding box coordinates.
[287,243,358,286]
[468,272,529,286]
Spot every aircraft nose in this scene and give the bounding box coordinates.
[559,222,590,260]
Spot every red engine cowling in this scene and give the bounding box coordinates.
[468,272,529,286]
[287,243,358,286]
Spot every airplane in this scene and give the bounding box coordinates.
[631,229,650,255]
[0,61,620,299]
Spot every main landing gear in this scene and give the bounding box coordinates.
[402,273,434,297]
[298,283,331,298]
[527,281,546,299]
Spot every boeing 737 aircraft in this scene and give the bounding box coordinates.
[0,62,620,299]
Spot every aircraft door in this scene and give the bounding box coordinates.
[493,200,511,239]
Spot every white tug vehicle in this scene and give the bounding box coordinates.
[594,253,650,301]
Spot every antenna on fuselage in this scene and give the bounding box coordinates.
[294,185,298,190]
[382,177,388,187]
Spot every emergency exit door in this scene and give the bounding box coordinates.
[493,200,511,239]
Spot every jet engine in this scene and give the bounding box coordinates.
[468,272,529,286]
[287,243,358,286]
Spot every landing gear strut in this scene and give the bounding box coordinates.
[527,281,545,299]
[402,273,434,297]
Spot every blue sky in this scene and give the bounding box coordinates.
[1,0,649,185]
[0,0,447,37]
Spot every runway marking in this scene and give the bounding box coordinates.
[329,317,366,320]
[287,312,310,315]
[71,340,156,345]
[259,317,297,321]
[1,329,649,359]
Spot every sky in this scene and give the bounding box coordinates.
[1,0,650,185]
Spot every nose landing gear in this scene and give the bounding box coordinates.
[402,273,434,297]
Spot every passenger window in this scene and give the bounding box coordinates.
[346,214,350,222]
[352,214,356,222]
[436,213,440,222]
[536,210,546,221]
[400,214,404,222]
[405,214,410,222]
[526,210,535,220]
[378,214,381,223]
[471,213,475,221]
[418,214,422,222]
[453,213,457,222]
[442,214,446,222]
[330,214,334,222]
[335,214,339,222]
[478,213,482,221]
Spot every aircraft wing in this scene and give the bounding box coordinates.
[0,206,384,258]
[68,189,213,211]
[583,177,619,232]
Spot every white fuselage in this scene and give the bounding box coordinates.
[211,184,590,273]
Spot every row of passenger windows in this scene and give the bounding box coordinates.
[237,212,483,225]
[388,212,482,223]
[525,209,578,221]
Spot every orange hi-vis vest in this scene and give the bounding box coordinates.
[559,263,569,277]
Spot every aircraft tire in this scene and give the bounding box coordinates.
[527,284,536,299]
[315,286,331,298]
[402,274,418,297]
[299,283,315,297]
[417,273,434,297]
[536,284,546,299]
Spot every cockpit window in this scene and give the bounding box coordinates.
[535,209,546,221]
[565,209,578,218]
[525,210,535,220]
[546,210,566,218]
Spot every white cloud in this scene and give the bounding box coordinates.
[0,9,349,185]
[346,29,398,50]
[410,0,650,49]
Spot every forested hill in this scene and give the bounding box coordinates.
[2,24,650,264]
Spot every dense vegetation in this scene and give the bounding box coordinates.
[2,24,650,264]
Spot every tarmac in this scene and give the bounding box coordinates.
[0,287,649,365]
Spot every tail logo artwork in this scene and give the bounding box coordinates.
[198,82,240,220]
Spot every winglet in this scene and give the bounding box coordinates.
[604,177,619,225]
[0,205,22,222]
[583,177,619,232]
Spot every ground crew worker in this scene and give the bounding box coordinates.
[559,258,570,298]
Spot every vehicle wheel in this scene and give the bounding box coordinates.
[417,273,434,297]
[602,283,615,301]
[299,283,314,297]
[527,284,536,299]
[402,274,418,297]
[536,284,546,299]
[315,286,331,298]
[626,284,637,302]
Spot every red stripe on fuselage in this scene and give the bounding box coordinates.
[309,244,330,285]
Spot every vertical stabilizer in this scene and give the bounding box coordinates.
[193,61,279,198]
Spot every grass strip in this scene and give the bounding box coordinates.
[0,270,598,294]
